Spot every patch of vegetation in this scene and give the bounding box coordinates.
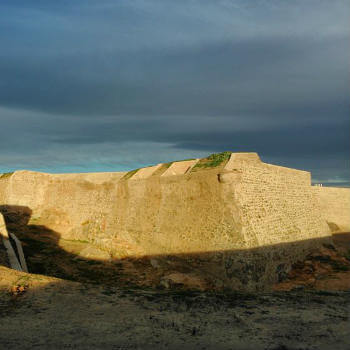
[152,158,196,176]
[60,238,90,244]
[192,151,231,171]
[0,172,14,179]
[163,162,172,169]
[122,168,139,180]
[14,275,31,286]
[151,162,173,176]
[28,216,41,224]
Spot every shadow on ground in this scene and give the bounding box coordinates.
[0,205,350,349]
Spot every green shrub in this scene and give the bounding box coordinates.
[122,168,139,180]
[0,172,14,179]
[193,151,231,170]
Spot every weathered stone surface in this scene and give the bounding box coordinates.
[130,163,162,180]
[312,186,350,232]
[218,171,241,184]
[224,152,261,171]
[161,159,199,176]
[0,212,9,238]
[78,245,111,260]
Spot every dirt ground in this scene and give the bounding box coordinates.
[273,232,350,292]
[0,229,349,349]
[0,267,349,350]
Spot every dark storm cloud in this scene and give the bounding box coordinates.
[0,0,349,185]
[1,36,348,118]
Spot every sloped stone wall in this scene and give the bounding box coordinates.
[312,186,350,232]
[0,171,125,242]
[221,158,331,248]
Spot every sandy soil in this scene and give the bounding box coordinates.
[0,267,349,350]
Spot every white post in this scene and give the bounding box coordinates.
[0,213,23,271]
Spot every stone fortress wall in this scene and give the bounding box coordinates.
[311,186,350,232]
[0,152,349,290]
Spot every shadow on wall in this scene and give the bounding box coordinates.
[0,205,335,292]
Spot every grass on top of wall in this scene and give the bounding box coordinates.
[0,172,14,179]
[151,162,173,176]
[152,158,196,176]
[192,152,231,171]
[121,154,230,179]
[122,168,140,180]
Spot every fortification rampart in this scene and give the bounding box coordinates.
[0,152,347,290]
[312,186,350,232]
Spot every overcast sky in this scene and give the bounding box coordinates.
[0,0,349,186]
